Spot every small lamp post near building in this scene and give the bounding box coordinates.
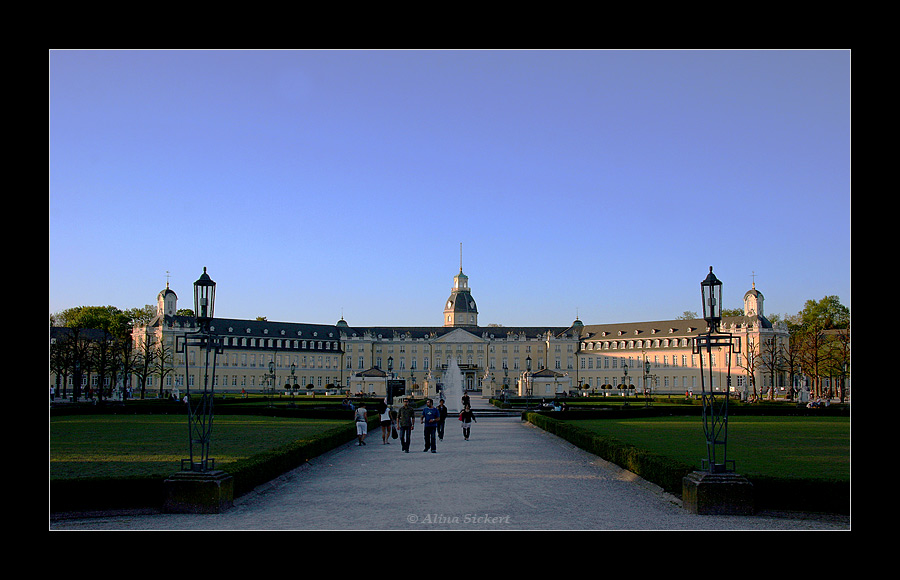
[682,266,753,515]
[164,267,234,514]
[644,358,652,406]
[289,363,298,398]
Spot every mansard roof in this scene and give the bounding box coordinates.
[209,317,341,340]
[337,324,575,341]
[579,314,772,341]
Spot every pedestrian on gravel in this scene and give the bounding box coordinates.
[421,398,440,453]
[378,398,393,444]
[437,399,448,441]
[397,397,416,453]
[354,402,368,446]
[459,404,476,441]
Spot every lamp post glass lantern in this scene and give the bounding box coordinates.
[701,266,722,332]
[193,267,216,325]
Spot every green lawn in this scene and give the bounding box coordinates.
[50,415,348,480]
[571,416,850,481]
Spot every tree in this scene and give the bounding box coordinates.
[779,315,805,401]
[758,332,787,401]
[795,296,850,399]
[50,330,79,399]
[800,296,850,329]
[54,306,133,401]
[736,335,760,400]
[124,305,155,328]
[132,329,158,400]
[152,340,175,398]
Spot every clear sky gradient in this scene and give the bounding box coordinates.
[49,50,851,327]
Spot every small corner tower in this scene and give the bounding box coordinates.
[743,275,765,318]
[158,280,178,318]
[443,244,478,327]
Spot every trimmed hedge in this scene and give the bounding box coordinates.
[50,416,378,514]
[523,411,849,515]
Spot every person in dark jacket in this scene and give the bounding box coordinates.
[459,404,476,441]
[436,399,448,441]
[397,398,416,453]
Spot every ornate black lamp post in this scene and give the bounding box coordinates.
[181,267,221,472]
[387,356,394,403]
[164,267,233,513]
[267,360,277,406]
[525,355,533,398]
[683,266,753,515]
[695,266,744,473]
[503,362,509,401]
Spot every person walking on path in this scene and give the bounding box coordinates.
[436,399,448,441]
[397,398,415,453]
[459,404,476,441]
[354,402,368,446]
[421,398,440,453]
[378,398,393,444]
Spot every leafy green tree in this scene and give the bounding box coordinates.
[795,296,850,399]
[53,306,133,401]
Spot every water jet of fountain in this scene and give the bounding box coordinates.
[441,358,464,413]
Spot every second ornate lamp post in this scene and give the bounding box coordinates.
[683,266,753,515]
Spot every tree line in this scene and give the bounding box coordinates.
[50,304,193,401]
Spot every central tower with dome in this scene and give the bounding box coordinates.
[443,245,478,327]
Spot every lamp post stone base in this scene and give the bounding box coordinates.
[682,471,754,515]
[163,470,234,514]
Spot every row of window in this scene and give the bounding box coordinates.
[179,351,341,370]
[218,336,340,351]
[177,348,740,374]
[583,338,693,350]
[580,352,742,369]
[344,343,562,354]
[579,374,745,390]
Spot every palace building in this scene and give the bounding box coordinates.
[122,264,788,401]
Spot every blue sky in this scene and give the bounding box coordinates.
[49,50,850,327]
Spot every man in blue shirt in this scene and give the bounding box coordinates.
[421,398,440,453]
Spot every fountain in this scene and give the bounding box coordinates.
[441,358,465,413]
